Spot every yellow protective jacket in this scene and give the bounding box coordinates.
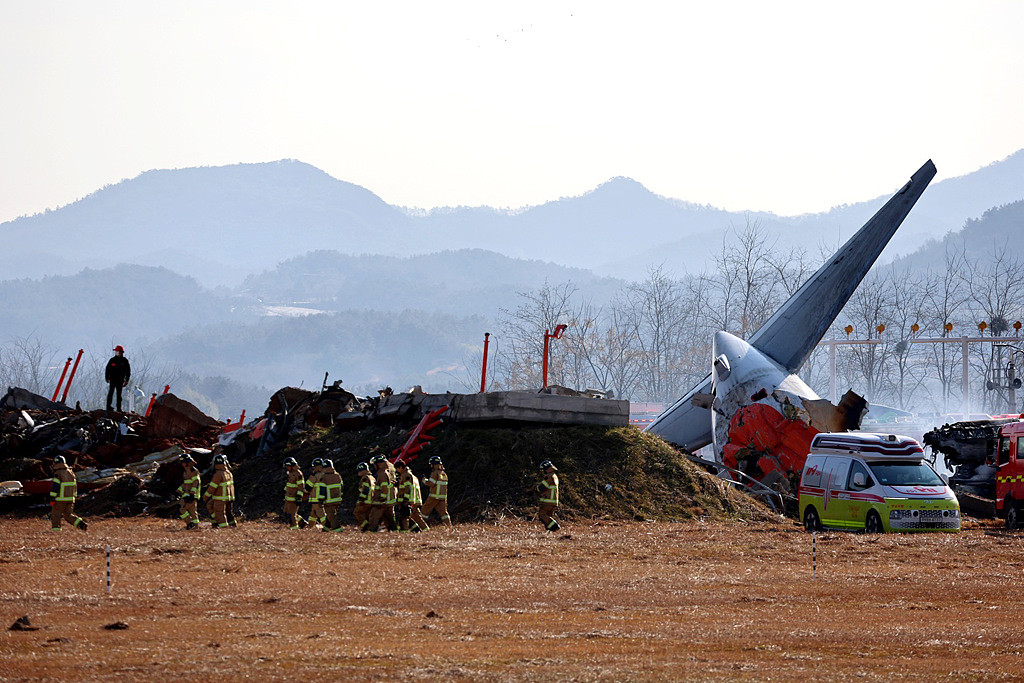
[320,469,343,504]
[424,469,448,500]
[398,473,422,505]
[372,470,395,505]
[50,464,77,502]
[178,465,201,499]
[538,473,559,505]
[205,467,235,501]
[305,471,324,503]
[358,474,376,504]
[284,467,304,502]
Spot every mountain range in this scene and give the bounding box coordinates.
[4,151,1024,287]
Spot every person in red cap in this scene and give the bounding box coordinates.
[105,345,131,413]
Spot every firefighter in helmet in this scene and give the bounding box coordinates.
[49,455,87,532]
[177,453,201,530]
[421,455,451,527]
[537,460,560,532]
[304,458,326,528]
[320,458,344,532]
[366,454,398,532]
[395,459,428,532]
[283,457,307,530]
[202,454,235,528]
[353,462,376,531]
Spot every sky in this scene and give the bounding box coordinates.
[2,1,1023,224]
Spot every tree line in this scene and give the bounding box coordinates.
[483,223,1024,416]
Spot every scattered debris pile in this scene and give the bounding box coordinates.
[0,387,228,516]
[2,382,772,525]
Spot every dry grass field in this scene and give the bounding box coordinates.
[2,515,1024,681]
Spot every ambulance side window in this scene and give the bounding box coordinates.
[801,459,824,488]
[847,461,873,490]
[999,437,1011,466]
[1017,437,1024,463]
[826,458,851,491]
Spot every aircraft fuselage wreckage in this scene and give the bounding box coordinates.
[646,160,937,500]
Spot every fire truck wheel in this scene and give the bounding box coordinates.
[1006,502,1020,530]
[864,510,883,534]
[803,507,821,532]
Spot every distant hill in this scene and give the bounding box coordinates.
[3,152,1023,286]
[889,199,1024,272]
[148,309,489,393]
[239,249,624,316]
[0,264,241,350]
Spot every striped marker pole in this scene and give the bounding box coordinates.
[812,532,817,580]
[105,544,112,596]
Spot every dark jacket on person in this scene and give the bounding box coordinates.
[105,355,131,385]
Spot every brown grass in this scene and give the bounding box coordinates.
[2,516,1023,680]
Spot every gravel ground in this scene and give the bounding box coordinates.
[2,516,1023,681]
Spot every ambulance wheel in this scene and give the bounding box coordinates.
[803,507,821,532]
[1006,502,1020,530]
[864,510,884,534]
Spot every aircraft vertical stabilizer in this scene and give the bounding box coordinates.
[646,160,936,452]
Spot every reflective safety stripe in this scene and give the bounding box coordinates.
[359,481,374,503]
[324,483,343,504]
[428,475,448,500]
[53,478,76,502]
[212,481,231,501]
[540,480,558,504]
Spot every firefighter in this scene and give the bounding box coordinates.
[421,455,451,527]
[49,455,87,532]
[366,454,398,532]
[537,460,561,531]
[353,462,375,531]
[395,460,428,532]
[283,457,307,530]
[202,454,235,528]
[177,453,201,530]
[304,458,326,528]
[320,458,344,532]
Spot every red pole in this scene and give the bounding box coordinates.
[145,393,157,417]
[60,349,84,404]
[480,332,490,393]
[163,384,170,395]
[51,357,72,402]
[543,329,550,389]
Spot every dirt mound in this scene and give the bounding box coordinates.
[233,422,775,524]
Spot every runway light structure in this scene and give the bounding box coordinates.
[542,324,568,389]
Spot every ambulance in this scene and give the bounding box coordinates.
[798,432,960,533]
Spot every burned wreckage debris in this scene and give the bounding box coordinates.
[1,378,638,523]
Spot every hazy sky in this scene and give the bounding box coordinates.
[2,1,1023,223]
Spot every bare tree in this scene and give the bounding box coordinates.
[494,281,581,390]
[0,335,61,396]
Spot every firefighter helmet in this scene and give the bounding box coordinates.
[311,458,323,468]
[539,460,556,471]
[322,458,334,469]
[370,454,386,465]
[394,460,408,469]
[213,454,229,466]
[180,453,195,464]
[355,462,370,472]
[53,455,67,465]
[283,457,298,468]
[428,456,443,466]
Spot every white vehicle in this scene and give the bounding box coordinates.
[798,432,960,533]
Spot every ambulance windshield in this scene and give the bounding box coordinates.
[867,461,944,487]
